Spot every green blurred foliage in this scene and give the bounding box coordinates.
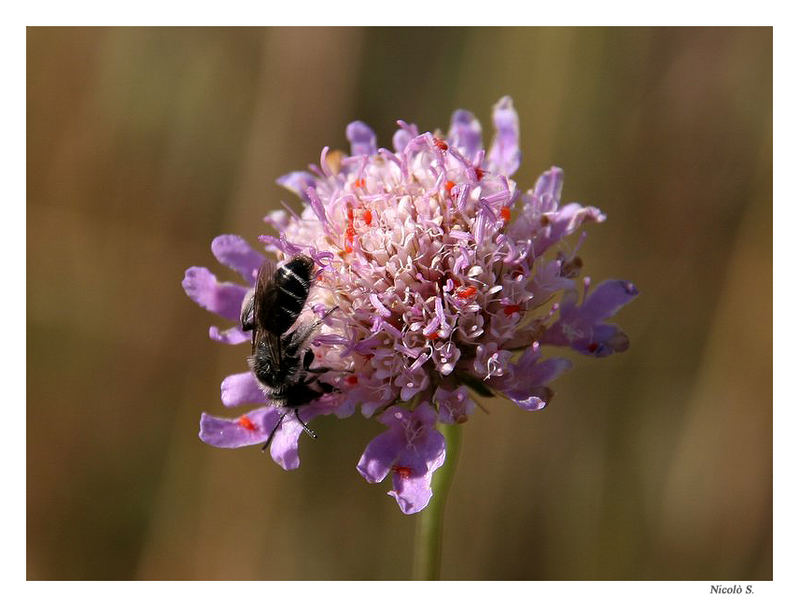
[27,27,771,580]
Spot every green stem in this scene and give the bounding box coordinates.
[412,422,463,580]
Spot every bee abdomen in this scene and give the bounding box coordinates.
[264,255,314,335]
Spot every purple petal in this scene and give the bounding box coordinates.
[540,317,584,349]
[490,343,571,409]
[487,96,521,176]
[408,417,446,463]
[574,324,631,357]
[434,386,476,424]
[183,267,248,321]
[541,280,636,357]
[263,209,291,231]
[199,407,280,448]
[221,372,264,408]
[504,388,552,412]
[533,166,564,208]
[346,121,377,156]
[390,404,444,468]
[581,280,639,323]
[447,109,483,164]
[533,203,606,256]
[306,187,329,227]
[395,368,430,402]
[392,120,418,153]
[557,288,580,314]
[269,413,305,471]
[525,356,572,385]
[211,235,265,283]
[512,345,573,386]
[356,428,404,483]
[389,435,446,514]
[209,325,250,345]
[276,171,317,200]
[543,310,632,358]
[369,293,392,318]
[258,233,303,257]
[388,471,435,515]
[555,203,606,236]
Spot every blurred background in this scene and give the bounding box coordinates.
[27,27,771,580]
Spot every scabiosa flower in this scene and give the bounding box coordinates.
[182,96,637,515]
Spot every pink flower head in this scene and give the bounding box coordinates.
[182,97,637,513]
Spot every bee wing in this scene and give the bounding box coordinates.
[252,324,284,364]
[241,259,274,328]
[251,259,284,359]
[240,287,255,331]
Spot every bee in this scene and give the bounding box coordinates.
[240,255,335,449]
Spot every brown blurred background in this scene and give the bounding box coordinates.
[27,27,772,580]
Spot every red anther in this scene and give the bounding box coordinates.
[345,375,359,385]
[587,342,599,353]
[237,415,257,431]
[345,204,356,251]
[354,178,366,188]
[500,206,511,223]
[392,465,413,479]
[445,180,455,196]
[503,304,522,316]
[424,331,439,341]
[474,167,485,181]
[456,286,478,299]
[433,137,448,151]
[363,209,373,225]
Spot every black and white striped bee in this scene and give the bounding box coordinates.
[240,255,335,448]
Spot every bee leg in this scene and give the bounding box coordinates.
[309,367,335,375]
[302,348,340,375]
[261,410,288,452]
[302,349,316,370]
[318,305,339,322]
[240,290,255,331]
[317,381,336,394]
[294,409,318,439]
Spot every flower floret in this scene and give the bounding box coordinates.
[357,404,446,514]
